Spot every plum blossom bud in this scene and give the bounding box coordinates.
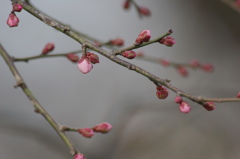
[78,128,94,138]
[179,101,191,114]
[86,52,99,64]
[7,12,19,27]
[66,53,79,63]
[138,7,151,16]
[12,3,23,12]
[160,59,170,67]
[156,86,169,99]
[122,50,136,59]
[109,38,124,46]
[236,91,240,98]
[42,43,55,54]
[74,153,85,159]
[123,0,131,9]
[77,57,93,74]
[135,30,151,45]
[236,0,240,6]
[177,66,188,77]
[201,63,214,72]
[203,102,215,111]
[159,36,176,47]
[93,122,112,133]
[190,59,200,68]
[175,96,183,104]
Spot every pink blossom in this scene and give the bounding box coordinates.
[123,0,131,9]
[179,101,191,114]
[77,57,93,74]
[177,66,188,77]
[7,12,19,27]
[201,63,214,72]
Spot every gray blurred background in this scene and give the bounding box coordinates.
[1,0,240,159]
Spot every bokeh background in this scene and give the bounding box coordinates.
[1,0,240,159]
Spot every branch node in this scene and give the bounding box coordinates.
[14,80,24,88]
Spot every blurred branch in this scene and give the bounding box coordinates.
[0,44,79,157]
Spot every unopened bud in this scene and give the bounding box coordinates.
[190,59,200,68]
[109,38,124,46]
[135,30,151,45]
[7,12,19,27]
[42,43,55,54]
[203,102,215,111]
[123,0,131,9]
[156,86,169,99]
[177,66,188,77]
[179,101,191,114]
[160,59,170,67]
[77,57,93,74]
[12,3,23,12]
[78,128,94,138]
[201,63,214,72]
[159,36,176,47]
[175,96,183,104]
[86,52,99,64]
[122,50,136,59]
[93,122,112,133]
[74,153,85,159]
[138,7,151,16]
[66,53,79,62]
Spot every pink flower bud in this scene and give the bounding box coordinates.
[201,63,214,72]
[74,153,85,159]
[190,59,201,68]
[78,128,94,138]
[12,3,23,12]
[156,86,169,99]
[86,52,99,64]
[203,102,215,111]
[179,101,191,114]
[94,41,101,47]
[123,0,131,9]
[236,91,240,98]
[122,50,136,59]
[109,38,124,46]
[177,66,188,77]
[6,12,19,27]
[138,7,151,16]
[93,122,112,133]
[175,96,183,104]
[66,53,79,63]
[160,59,170,67]
[135,30,151,45]
[77,57,93,74]
[42,43,55,54]
[163,36,176,47]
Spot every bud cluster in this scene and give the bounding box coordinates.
[174,96,191,113]
[77,52,99,74]
[135,30,151,45]
[77,122,112,138]
[6,3,23,27]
